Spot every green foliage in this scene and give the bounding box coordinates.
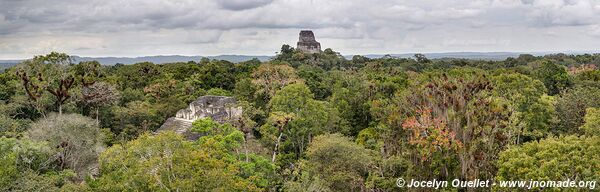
[251,63,301,100]
[238,153,279,189]
[261,83,341,167]
[157,62,201,80]
[206,87,232,96]
[14,52,102,115]
[574,69,600,89]
[492,73,547,111]
[28,113,104,179]
[91,132,256,191]
[285,134,376,191]
[274,46,348,70]
[0,137,23,189]
[555,87,600,134]
[269,83,315,112]
[0,69,19,101]
[108,101,162,139]
[91,127,274,191]
[3,50,600,191]
[118,87,144,104]
[235,58,261,79]
[0,137,78,191]
[189,60,237,90]
[274,45,295,62]
[492,73,555,142]
[109,62,161,90]
[522,95,558,137]
[11,170,77,192]
[234,78,258,103]
[366,155,412,191]
[361,63,409,99]
[0,137,54,174]
[0,115,30,138]
[195,118,279,189]
[72,61,104,86]
[414,53,431,64]
[532,61,572,95]
[496,136,600,190]
[328,70,372,135]
[378,69,512,180]
[356,127,380,150]
[350,55,371,68]
[192,118,245,152]
[581,107,600,136]
[297,64,331,100]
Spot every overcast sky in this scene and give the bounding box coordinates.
[1,0,600,59]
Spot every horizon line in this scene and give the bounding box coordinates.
[2,50,600,61]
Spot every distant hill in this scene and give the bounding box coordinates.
[2,52,597,67]
[0,55,272,66]
[71,55,272,65]
[0,62,20,71]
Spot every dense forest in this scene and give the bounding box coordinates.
[1,46,599,191]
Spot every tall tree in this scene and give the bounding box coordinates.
[251,63,301,101]
[380,70,512,180]
[285,134,376,191]
[261,111,294,163]
[496,136,600,191]
[555,87,600,134]
[533,61,572,95]
[16,52,76,115]
[492,73,555,143]
[27,113,104,179]
[581,107,600,136]
[189,60,237,90]
[81,82,120,125]
[0,137,78,191]
[72,60,103,87]
[231,101,265,162]
[260,83,336,166]
[91,132,261,191]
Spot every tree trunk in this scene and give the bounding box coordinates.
[516,133,520,145]
[272,132,283,162]
[244,137,249,162]
[96,107,100,126]
[58,104,63,115]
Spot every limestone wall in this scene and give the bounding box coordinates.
[157,95,243,140]
[297,30,322,54]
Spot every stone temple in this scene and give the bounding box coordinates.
[297,30,322,53]
[157,95,242,140]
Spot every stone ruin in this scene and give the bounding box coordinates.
[157,95,242,140]
[297,30,322,54]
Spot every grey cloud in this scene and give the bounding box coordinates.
[0,0,599,59]
[217,0,274,10]
[589,25,600,37]
[525,0,599,26]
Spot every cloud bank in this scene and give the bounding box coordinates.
[1,0,599,59]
